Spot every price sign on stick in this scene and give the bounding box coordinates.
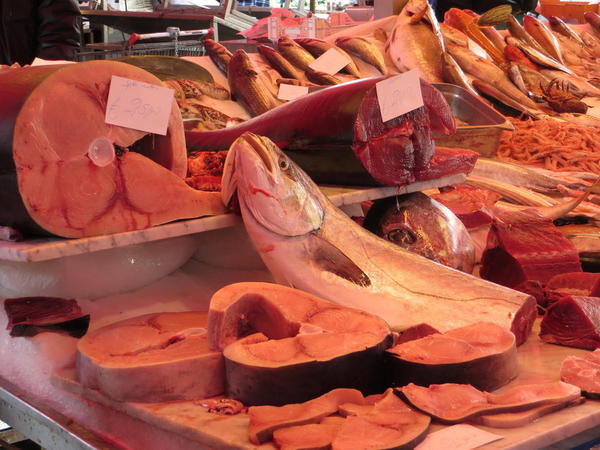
[375,70,424,123]
[105,76,174,136]
[277,84,309,101]
[309,48,349,75]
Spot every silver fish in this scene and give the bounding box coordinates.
[221,132,536,342]
[466,175,556,207]
[505,36,573,74]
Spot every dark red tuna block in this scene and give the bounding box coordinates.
[432,185,501,229]
[546,272,600,297]
[481,210,581,289]
[540,295,600,350]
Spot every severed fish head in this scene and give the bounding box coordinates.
[222,132,324,237]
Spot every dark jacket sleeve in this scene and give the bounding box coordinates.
[36,0,82,61]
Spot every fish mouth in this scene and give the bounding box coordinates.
[243,133,276,174]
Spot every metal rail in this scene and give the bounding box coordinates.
[0,376,116,450]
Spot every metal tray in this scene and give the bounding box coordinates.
[432,83,514,157]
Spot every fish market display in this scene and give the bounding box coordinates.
[497,118,600,173]
[4,297,89,338]
[398,382,582,424]
[222,133,536,343]
[0,61,224,238]
[208,282,392,406]
[296,38,361,78]
[540,295,600,350]
[481,209,582,290]
[362,192,475,272]
[386,322,518,391]
[204,39,232,75]
[247,388,364,444]
[523,15,565,64]
[335,37,388,74]
[560,349,600,398]
[77,312,224,402]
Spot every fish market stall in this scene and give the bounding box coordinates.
[2,2,600,449]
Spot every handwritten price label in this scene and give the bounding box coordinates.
[375,70,424,123]
[277,83,309,101]
[105,76,174,135]
[309,48,350,76]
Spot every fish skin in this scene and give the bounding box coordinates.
[523,15,565,64]
[548,16,587,47]
[335,36,388,74]
[507,63,533,99]
[580,31,600,58]
[363,192,476,273]
[540,69,600,97]
[552,32,589,66]
[584,11,600,36]
[466,175,556,207]
[277,37,316,71]
[507,15,549,56]
[373,28,388,43]
[481,26,507,52]
[305,68,342,85]
[204,39,232,75]
[387,0,445,82]
[517,64,550,98]
[440,23,469,47]
[446,43,540,111]
[221,132,536,343]
[276,78,318,87]
[295,38,361,78]
[228,49,281,117]
[505,37,573,74]
[472,79,541,118]
[257,44,305,80]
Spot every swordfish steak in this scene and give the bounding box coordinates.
[221,133,536,344]
[0,61,224,238]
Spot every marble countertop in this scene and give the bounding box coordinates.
[0,174,465,263]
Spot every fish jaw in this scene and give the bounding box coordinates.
[223,133,324,237]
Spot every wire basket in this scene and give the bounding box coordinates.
[76,39,205,61]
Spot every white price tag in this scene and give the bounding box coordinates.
[309,48,349,76]
[375,69,424,123]
[468,38,489,60]
[105,75,174,136]
[416,424,503,450]
[277,84,309,101]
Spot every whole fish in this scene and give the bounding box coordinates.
[466,175,556,207]
[387,0,444,82]
[523,15,565,63]
[548,16,586,47]
[584,11,600,37]
[204,39,232,75]
[221,132,536,342]
[472,158,588,194]
[504,44,539,70]
[440,23,469,47]
[472,79,541,118]
[539,69,600,97]
[507,15,548,56]
[507,63,538,101]
[277,37,315,71]
[305,68,342,85]
[444,8,505,64]
[551,32,590,66]
[362,193,476,273]
[335,37,387,74]
[295,38,361,77]
[581,31,600,58]
[257,44,305,80]
[440,53,479,97]
[505,37,573,74]
[228,49,281,117]
[447,43,540,111]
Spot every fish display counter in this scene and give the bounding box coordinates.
[2,2,600,449]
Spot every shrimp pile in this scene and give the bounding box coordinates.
[497,117,600,173]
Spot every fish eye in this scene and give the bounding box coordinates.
[279,157,289,171]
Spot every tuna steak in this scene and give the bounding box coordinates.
[546,272,600,297]
[76,312,224,402]
[0,61,224,238]
[540,295,600,350]
[560,349,600,398]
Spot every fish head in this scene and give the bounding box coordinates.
[222,132,324,237]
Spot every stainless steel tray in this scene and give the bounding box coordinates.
[432,83,514,157]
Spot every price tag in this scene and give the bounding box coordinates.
[416,424,503,450]
[105,76,174,136]
[375,69,423,123]
[277,84,309,101]
[309,48,349,76]
[467,38,489,60]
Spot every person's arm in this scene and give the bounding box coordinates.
[36,0,82,61]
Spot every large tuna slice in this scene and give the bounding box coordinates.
[398,382,581,424]
[386,322,518,391]
[560,349,600,398]
[0,61,224,238]
[540,295,600,350]
[208,282,393,406]
[546,273,600,297]
[76,312,224,402]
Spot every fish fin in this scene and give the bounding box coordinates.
[538,176,600,219]
[309,234,371,287]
